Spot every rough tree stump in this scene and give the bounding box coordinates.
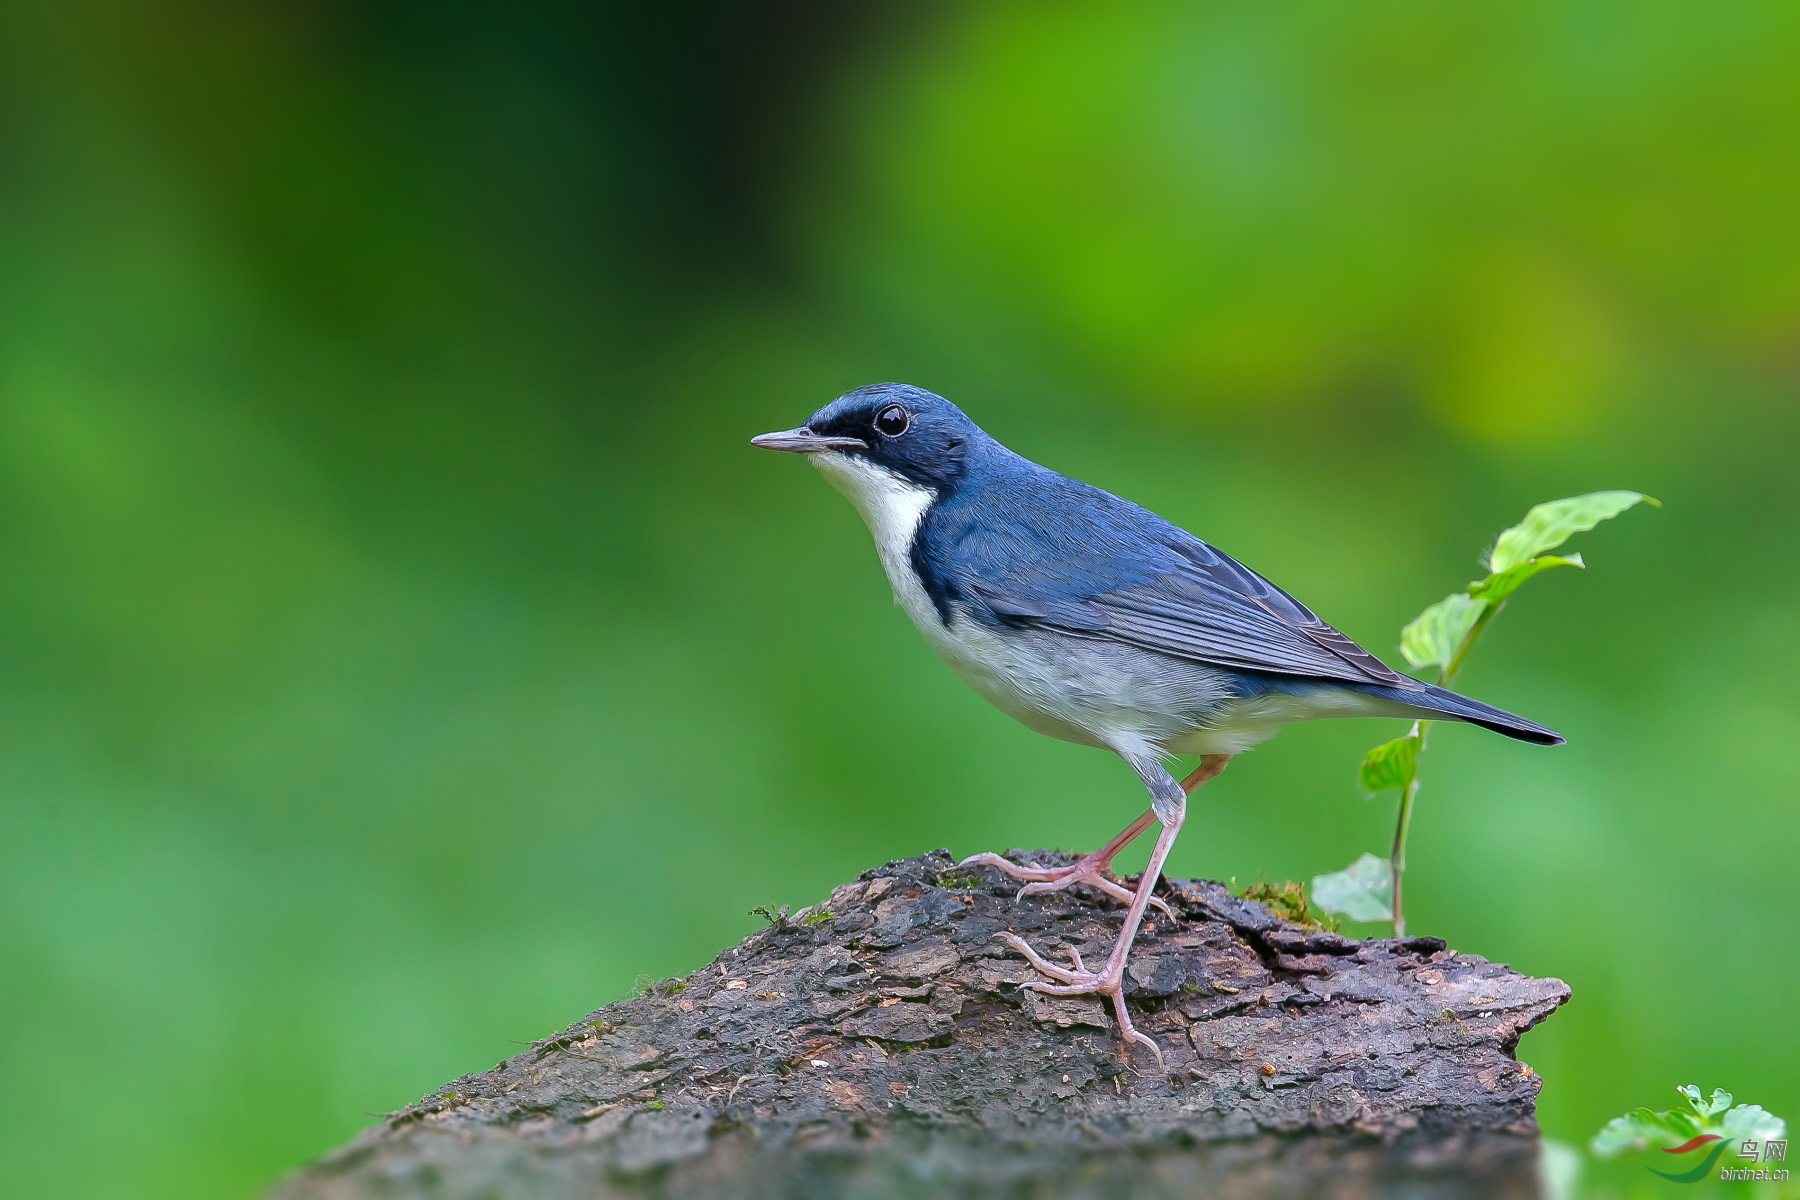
[274,850,1569,1199]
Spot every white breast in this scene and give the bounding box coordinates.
[812,451,942,632]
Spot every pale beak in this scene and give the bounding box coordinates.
[750,427,867,453]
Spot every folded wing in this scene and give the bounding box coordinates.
[1085,539,1417,688]
[947,495,1417,690]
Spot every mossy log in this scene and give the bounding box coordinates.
[273,850,1569,1199]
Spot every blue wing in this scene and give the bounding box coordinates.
[917,465,1419,690]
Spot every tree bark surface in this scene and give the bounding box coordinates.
[274,850,1569,1199]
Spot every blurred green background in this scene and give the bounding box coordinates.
[2,1,1796,1195]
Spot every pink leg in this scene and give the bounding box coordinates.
[1002,754,1231,1070]
[960,755,1226,916]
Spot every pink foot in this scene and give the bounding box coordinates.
[1001,933,1165,1071]
[958,850,1174,918]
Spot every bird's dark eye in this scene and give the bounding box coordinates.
[874,405,910,437]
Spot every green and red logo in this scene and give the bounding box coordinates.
[1651,1134,1727,1183]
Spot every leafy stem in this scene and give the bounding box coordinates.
[1387,596,1499,933]
[1311,491,1656,933]
[1387,769,1417,931]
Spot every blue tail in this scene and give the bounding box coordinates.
[1354,681,1564,746]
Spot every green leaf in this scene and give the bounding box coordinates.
[1310,853,1393,923]
[1400,592,1486,670]
[1720,1103,1787,1144]
[1360,733,1420,792]
[1470,553,1583,605]
[1488,491,1657,574]
[1590,1107,1696,1157]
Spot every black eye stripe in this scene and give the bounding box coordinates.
[875,405,909,436]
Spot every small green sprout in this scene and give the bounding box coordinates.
[1592,1085,1786,1182]
[1312,491,1657,934]
[799,907,833,928]
[748,904,790,927]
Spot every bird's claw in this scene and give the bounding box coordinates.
[1000,933,1086,983]
[962,851,1173,918]
[1001,934,1166,1072]
[958,850,1062,882]
[1116,1011,1167,1071]
[1020,874,1175,919]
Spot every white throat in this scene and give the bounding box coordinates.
[811,450,937,619]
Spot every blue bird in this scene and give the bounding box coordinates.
[753,383,1561,1066]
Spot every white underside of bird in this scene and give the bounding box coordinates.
[812,450,1427,761]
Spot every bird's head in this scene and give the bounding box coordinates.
[751,383,979,495]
